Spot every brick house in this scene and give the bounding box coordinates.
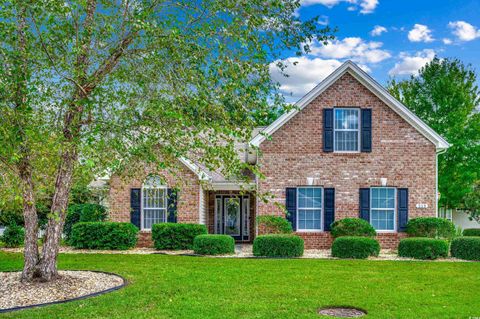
[105,61,449,249]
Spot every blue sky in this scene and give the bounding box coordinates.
[271,0,480,101]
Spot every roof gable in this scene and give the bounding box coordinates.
[250,60,450,151]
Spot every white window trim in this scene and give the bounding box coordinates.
[141,182,168,231]
[370,187,397,232]
[333,108,361,153]
[296,187,323,232]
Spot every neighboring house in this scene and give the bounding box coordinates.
[439,207,480,230]
[105,61,450,249]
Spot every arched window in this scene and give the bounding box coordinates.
[142,175,167,230]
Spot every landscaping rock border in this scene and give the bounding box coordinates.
[0,270,126,313]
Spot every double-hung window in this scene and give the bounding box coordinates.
[297,187,323,231]
[370,187,396,231]
[334,108,360,152]
[142,175,167,230]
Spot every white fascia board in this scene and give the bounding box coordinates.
[210,182,256,191]
[250,60,450,151]
[179,157,211,181]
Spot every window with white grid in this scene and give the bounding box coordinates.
[334,108,360,152]
[297,187,322,231]
[370,187,396,231]
[142,175,167,230]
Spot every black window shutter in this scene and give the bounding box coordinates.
[323,109,334,152]
[361,109,372,152]
[167,188,178,223]
[324,188,335,231]
[398,188,408,231]
[359,188,370,222]
[286,188,297,231]
[130,188,141,229]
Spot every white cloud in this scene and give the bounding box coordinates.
[359,0,378,14]
[442,38,452,45]
[311,37,391,64]
[448,21,480,41]
[370,25,387,36]
[270,57,342,97]
[318,15,329,26]
[388,49,436,76]
[408,24,434,42]
[301,0,378,14]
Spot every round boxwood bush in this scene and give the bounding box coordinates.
[331,218,376,238]
[463,228,480,237]
[331,236,380,259]
[450,237,480,261]
[70,222,138,250]
[406,217,455,239]
[64,204,107,241]
[2,224,25,248]
[193,234,235,255]
[152,223,208,250]
[256,215,293,234]
[398,237,449,260]
[253,234,304,257]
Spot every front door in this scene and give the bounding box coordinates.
[215,195,250,241]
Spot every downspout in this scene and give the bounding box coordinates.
[436,148,447,217]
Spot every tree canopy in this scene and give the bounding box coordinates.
[388,57,480,209]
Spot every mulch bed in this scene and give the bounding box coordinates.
[0,271,124,313]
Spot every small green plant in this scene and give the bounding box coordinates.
[152,223,208,250]
[398,237,449,260]
[64,204,107,241]
[253,234,304,257]
[70,222,138,250]
[450,237,480,261]
[193,235,235,255]
[331,236,380,259]
[406,217,455,239]
[2,224,25,248]
[256,215,293,234]
[330,218,376,238]
[462,228,480,237]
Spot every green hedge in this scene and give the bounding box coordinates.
[64,204,107,240]
[70,222,138,250]
[398,237,449,260]
[256,215,293,234]
[152,223,207,250]
[253,234,304,257]
[450,237,480,261]
[193,235,235,255]
[463,228,480,237]
[406,217,455,239]
[331,218,376,238]
[331,236,380,259]
[2,224,24,248]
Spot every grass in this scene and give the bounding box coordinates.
[0,252,479,318]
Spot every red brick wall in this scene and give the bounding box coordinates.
[108,161,201,240]
[257,72,437,249]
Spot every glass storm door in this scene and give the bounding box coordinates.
[224,198,241,237]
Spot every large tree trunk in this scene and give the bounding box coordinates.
[36,148,77,280]
[19,157,39,282]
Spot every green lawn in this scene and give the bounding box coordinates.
[0,252,479,319]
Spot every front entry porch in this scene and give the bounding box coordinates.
[207,191,255,242]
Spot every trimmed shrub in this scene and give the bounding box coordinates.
[64,204,107,240]
[463,228,480,237]
[331,218,376,238]
[253,234,304,257]
[193,234,235,255]
[450,237,480,261]
[152,223,208,250]
[406,217,455,239]
[256,215,293,234]
[398,237,449,260]
[2,224,25,248]
[70,222,138,250]
[331,236,380,259]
